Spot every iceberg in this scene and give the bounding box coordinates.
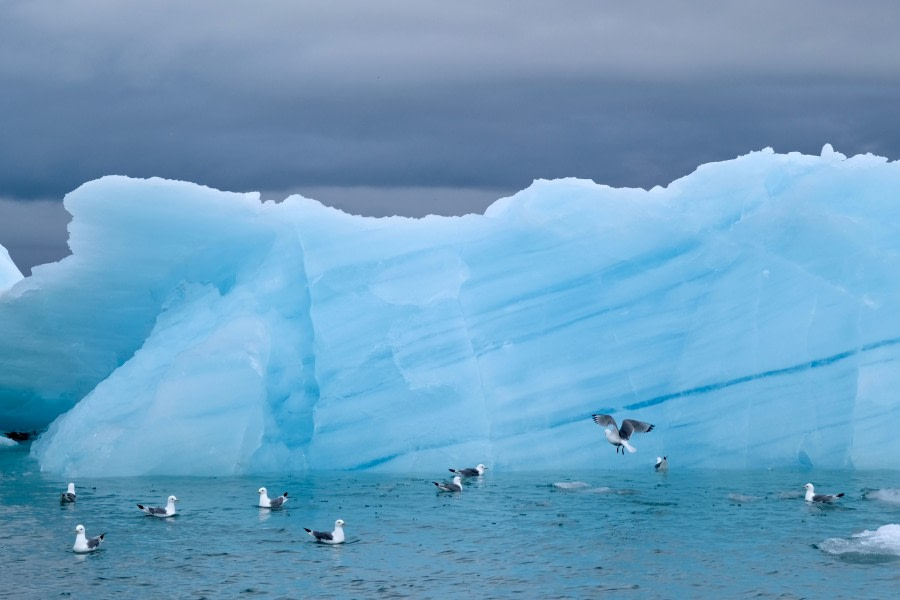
[2,145,900,476]
[0,243,22,294]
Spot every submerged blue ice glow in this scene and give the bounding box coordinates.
[2,145,900,476]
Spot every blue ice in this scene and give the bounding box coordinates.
[2,145,900,476]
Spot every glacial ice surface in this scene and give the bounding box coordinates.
[0,244,22,294]
[2,145,900,476]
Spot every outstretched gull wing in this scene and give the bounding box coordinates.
[591,414,618,429]
[619,419,654,440]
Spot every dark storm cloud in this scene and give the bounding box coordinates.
[2,1,900,272]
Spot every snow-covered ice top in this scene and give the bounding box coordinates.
[2,145,900,476]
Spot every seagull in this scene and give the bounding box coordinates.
[60,482,76,503]
[258,487,289,509]
[433,475,463,493]
[73,524,105,553]
[304,519,345,544]
[804,483,844,503]
[449,464,488,477]
[137,495,178,517]
[655,456,668,472]
[591,414,654,454]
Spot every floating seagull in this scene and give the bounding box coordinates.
[304,519,345,544]
[655,456,668,472]
[449,464,488,477]
[433,475,463,493]
[137,495,178,517]
[591,414,654,454]
[60,482,76,503]
[258,487,289,509]
[804,483,844,503]
[73,524,105,553]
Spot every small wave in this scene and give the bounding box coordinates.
[552,481,591,490]
[819,524,900,561]
[864,488,900,504]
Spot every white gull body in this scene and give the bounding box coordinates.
[804,483,844,503]
[592,414,655,454]
[449,464,488,477]
[60,482,76,503]
[73,524,105,553]
[304,519,345,544]
[258,487,289,509]
[137,495,178,517]
[433,475,463,492]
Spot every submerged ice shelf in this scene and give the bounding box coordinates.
[2,145,900,475]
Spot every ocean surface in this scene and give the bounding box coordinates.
[1,445,899,599]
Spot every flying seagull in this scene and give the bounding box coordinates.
[137,495,178,517]
[258,487,289,509]
[433,475,463,493]
[449,464,488,477]
[73,524,105,553]
[304,519,345,544]
[591,414,654,454]
[60,482,76,503]
[803,483,844,503]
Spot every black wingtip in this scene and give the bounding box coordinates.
[837,493,845,498]
[283,492,289,498]
[648,424,655,432]
[448,468,456,473]
[137,504,144,510]
[99,533,107,540]
[304,528,312,534]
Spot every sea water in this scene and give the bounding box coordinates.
[2,445,899,599]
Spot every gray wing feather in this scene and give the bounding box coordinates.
[87,534,105,549]
[591,414,617,429]
[619,419,654,440]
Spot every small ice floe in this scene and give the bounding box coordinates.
[728,493,761,504]
[138,495,178,517]
[818,524,900,562]
[655,456,668,472]
[553,481,591,490]
[304,519,345,544]
[433,475,463,493]
[60,482,76,503]
[73,524,106,553]
[863,488,900,504]
[804,483,844,503]
[591,414,654,455]
[258,487,289,509]
[449,464,488,477]
[550,482,614,494]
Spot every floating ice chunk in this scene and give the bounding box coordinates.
[819,524,900,558]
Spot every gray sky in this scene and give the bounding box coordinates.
[2,1,899,273]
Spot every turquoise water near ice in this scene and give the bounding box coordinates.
[2,444,899,599]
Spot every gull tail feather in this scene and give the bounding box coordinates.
[622,440,637,453]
